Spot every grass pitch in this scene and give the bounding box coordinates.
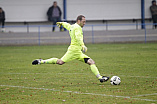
[0,43,157,104]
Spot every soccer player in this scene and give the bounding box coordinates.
[32,15,109,83]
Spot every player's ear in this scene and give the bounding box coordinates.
[77,20,80,24]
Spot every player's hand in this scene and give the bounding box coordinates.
[56,22,63,27]
[82,45,87,53]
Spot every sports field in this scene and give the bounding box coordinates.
[0,43,157,104]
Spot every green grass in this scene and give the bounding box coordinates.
[0,43,157,104]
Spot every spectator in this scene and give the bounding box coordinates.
[0,7,5,32]
[150,0,157,29]
[47,1,63,32]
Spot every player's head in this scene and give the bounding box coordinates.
[76,15,86,28]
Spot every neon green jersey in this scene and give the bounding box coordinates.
[60,22,89,62]
[62,22,85,47]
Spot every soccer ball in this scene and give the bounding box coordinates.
[110,76,121,85]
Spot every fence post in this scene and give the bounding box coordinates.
[38,26,40,46]
[27,24,29,33]
[106,20,108,31]
[92,25,94,44]
[141,0,145,29]
[144,24,147,43]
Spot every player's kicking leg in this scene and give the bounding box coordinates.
[85,58,109,83]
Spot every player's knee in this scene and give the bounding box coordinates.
[57,59,65,65]
[87,58,95,65]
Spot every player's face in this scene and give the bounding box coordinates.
[79,17,86,28]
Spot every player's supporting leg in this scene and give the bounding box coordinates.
[86,58,109,83]
[90,64,101,78]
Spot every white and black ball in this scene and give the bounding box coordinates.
[110,76,121,85]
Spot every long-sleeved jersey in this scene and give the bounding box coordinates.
[60,22,89,62]
[62,22,84,47]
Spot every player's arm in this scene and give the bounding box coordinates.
[56,22,71,30]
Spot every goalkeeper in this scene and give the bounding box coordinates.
[32,15,109,83]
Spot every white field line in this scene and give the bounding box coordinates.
[0,85,156,102]
[133,93,157,97]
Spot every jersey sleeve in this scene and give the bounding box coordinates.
[62,22,71,31]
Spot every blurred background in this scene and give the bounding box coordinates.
[0,0,157,45]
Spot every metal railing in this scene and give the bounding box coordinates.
[0,23,157,45]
